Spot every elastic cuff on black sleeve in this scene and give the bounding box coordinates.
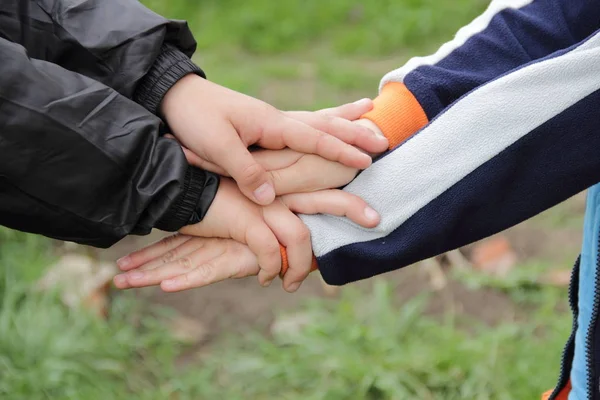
[134,43,206,115]
[155,167,220,232]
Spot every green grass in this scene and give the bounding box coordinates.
[0,232,213,399]
[141,0,489,109]
[143,0,488,56]
[0,229,572,399]
[197,282,569,400]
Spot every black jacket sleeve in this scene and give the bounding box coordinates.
[0,0,204,115]
[0,38,219,248]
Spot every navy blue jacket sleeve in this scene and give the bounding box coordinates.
[380,0,600,119]
[302,31,600,285]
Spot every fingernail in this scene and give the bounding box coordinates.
[253,183,275,204]
[128,271,144,281]
[263,278,274,287]
[162,279,176,288]
[353,98,371,107]
[114,275,127,286]
[287,282,302,292]
[117,256,131,269]
[364,206,379,222]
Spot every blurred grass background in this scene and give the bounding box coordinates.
[0,1,578,399]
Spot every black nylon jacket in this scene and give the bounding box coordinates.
[0,0,219,248]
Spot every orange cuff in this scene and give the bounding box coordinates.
[541,381,571,400]
[279,245,318,278]
[362,82,429,149]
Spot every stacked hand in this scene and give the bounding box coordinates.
[114,74,386,293]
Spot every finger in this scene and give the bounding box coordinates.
[262,116,372,170]
[281,190,381,228]
[244,221,281,287]
[285,100,388,155]
[125,236,212,275]
[285,112,388,156]
[263,201,313,293]
[161,245,259,292]
[269,155,357,195]
[117,234,191,271]
[118,242,228,289]
[115,238,222,290]
[316,98,373,119]
[251,149,303,172]
[201,129,276,206]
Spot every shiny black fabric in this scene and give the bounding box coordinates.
[0,0,200,98]
[0,0,218,248]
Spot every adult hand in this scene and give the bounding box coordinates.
[161,75,388,205]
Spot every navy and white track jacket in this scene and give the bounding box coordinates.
[299,1,600,398]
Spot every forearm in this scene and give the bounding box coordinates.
[303,31,600,285]
[0,38,218,248]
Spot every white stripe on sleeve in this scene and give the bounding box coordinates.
[303,31,600,258]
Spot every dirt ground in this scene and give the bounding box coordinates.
[95,194,586,345]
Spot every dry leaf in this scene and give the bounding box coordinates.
[539,269,572,287]
[37,254,117,317]
[470,236,518,277]
[271,312,313,341]
[168,316,209,345]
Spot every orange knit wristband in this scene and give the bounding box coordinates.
[362,82,429,149]
[279,245,318,278]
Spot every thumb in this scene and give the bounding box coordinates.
[164,134,228,175]
[182,124,276,206]
[208,133,276,205]
[281,190,381,228]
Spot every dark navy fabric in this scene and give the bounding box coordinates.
[318,86,600,285]
[404,0,600,119]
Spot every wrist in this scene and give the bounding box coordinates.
[361,82,429,150]
[160,73,206,121]
[155,167,220,232]
[134,44,205,116]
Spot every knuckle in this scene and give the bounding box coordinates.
[160,234,177,249]
[314,132,332,154]
[323,114,337,124]
[240,162,265,187]
[196,262,215,281]
[161,249,178,264]
[264,241,281,259]
[177,256,194,271]
[294,226,311,245]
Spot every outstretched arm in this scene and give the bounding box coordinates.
[306,30,600,284]
[0,38,218,248]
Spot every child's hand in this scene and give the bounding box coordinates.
[114,236,259,293]
[179,119,387,195]
[252,149,358,194]
[176,178,379,289]
[161,75,387,205]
